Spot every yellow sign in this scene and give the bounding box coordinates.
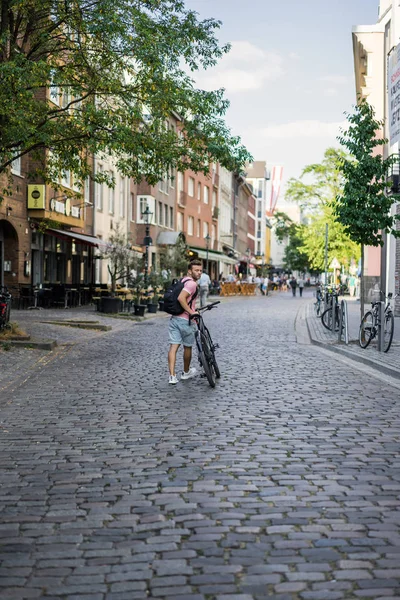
[27,184,46,209]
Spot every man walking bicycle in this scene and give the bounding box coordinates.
[167,260,202,385]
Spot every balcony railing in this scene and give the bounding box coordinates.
[212,206,219,220]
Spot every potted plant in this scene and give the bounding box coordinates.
[99,226,137,313]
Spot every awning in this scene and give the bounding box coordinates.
[189,246,238,265]
[47,228,108,250]
[157,231,185,245]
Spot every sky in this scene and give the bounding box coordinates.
[184,0,379,193]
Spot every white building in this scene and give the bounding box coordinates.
[245,161,269,263]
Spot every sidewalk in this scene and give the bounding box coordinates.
[305,295,400,380]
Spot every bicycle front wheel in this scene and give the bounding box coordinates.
[383,311,394,353]
[359,311,374,348]
[204,328,220,378]
[199,332,216,388]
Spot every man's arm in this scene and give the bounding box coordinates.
[178,289,198,316]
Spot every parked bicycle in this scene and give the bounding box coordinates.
[313,286,323,317]
[0,286,12,331]
[321,286,341,331]
[359,292,395,352]
[190,301,220,388]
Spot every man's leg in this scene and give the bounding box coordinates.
[168,344,180,376]
[183,345,192,372]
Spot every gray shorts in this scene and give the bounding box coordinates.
[168,317,196,347]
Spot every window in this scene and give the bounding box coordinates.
[212,224,216,247]
[119,177,125,218]
[170,207,174,228]
[203,221,209,238]
[84,177,90,202]
[258,179,263,198]
[49,70,60,105]
[188,216,194,236]
[169,167,175,188]
[177,212,183,231]
[95,165,103,210]
[130,193,135,221]
[204,186,209,204]
[61,170,71,188]
[109,185,114,215]
[197,183,201,200]
[139,196,148,219]
[197,219,201,237]
[11,154,21,176]
[164,204,168,227]
[158,201,163,225]
[177,172,184,193]
[212,190,217,209]
[188,177,195,197]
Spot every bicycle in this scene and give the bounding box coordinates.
[359,292,395,352]
[313,286,322,317]
[321,287,341,331]
[0,286,12,332]
[190,301,220,388]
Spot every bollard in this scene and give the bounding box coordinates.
[377,300,385,352]
[331,294,337,332]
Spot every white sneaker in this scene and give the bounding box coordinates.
[169,375,179,385]
[181,367,197,380]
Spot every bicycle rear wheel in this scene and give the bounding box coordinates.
[359,311,374,348]
[383,311,394,353]
[321,307,339,331]
[198,332,216,387]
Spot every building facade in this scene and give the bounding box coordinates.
[245,161,269,267]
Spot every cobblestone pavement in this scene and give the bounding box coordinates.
[1,293,400,600]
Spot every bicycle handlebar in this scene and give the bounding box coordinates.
[189,301,220,321]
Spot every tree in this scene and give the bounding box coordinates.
[0,0,251,199]
[335,100,400,315]
[285,147,360,277]
[159,235,189,278]
[102,225,140,295]
[283,225,310,273]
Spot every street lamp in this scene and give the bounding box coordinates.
[205,233,211,275]
[141,205,153,288]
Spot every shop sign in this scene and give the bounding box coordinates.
[27,184,46,209]
[388,42,400,146]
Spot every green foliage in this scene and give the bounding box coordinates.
[283,225,310,272]
[335,100,400,247]
[102,225,141,294]
[300,204,360,271]
[159,235,189,277]
[0,0,252,196]
[273,211,295,242]
[284,147,360,272]
[286,147,347,208]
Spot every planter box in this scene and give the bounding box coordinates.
[158,300,165,312]
[147,304,158,314]
[99,297,122,314]
[134,304,146,316]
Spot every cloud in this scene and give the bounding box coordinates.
[196,41,285,93]
[257,120,346,141]
[324,87,339,97]
[320,75,351,85]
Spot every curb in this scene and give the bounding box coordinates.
[5,339,58,351]
[305,306,400,382]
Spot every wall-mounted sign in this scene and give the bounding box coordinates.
[27,184,46,209]
[49,197,81,219]
[388,43,400,146]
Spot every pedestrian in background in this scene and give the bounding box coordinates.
[348,274,356,297]
[198,271,211,308]
[297,276,304,297]
[289,276,297,297]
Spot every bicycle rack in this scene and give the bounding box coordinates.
[377,300,385,352]
[338,299,349,345]
[331,294,338,333]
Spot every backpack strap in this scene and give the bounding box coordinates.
[180,277,198,308]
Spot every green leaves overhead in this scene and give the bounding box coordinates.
[0,0,251,189]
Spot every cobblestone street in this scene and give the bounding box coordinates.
[1,292,400,599]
